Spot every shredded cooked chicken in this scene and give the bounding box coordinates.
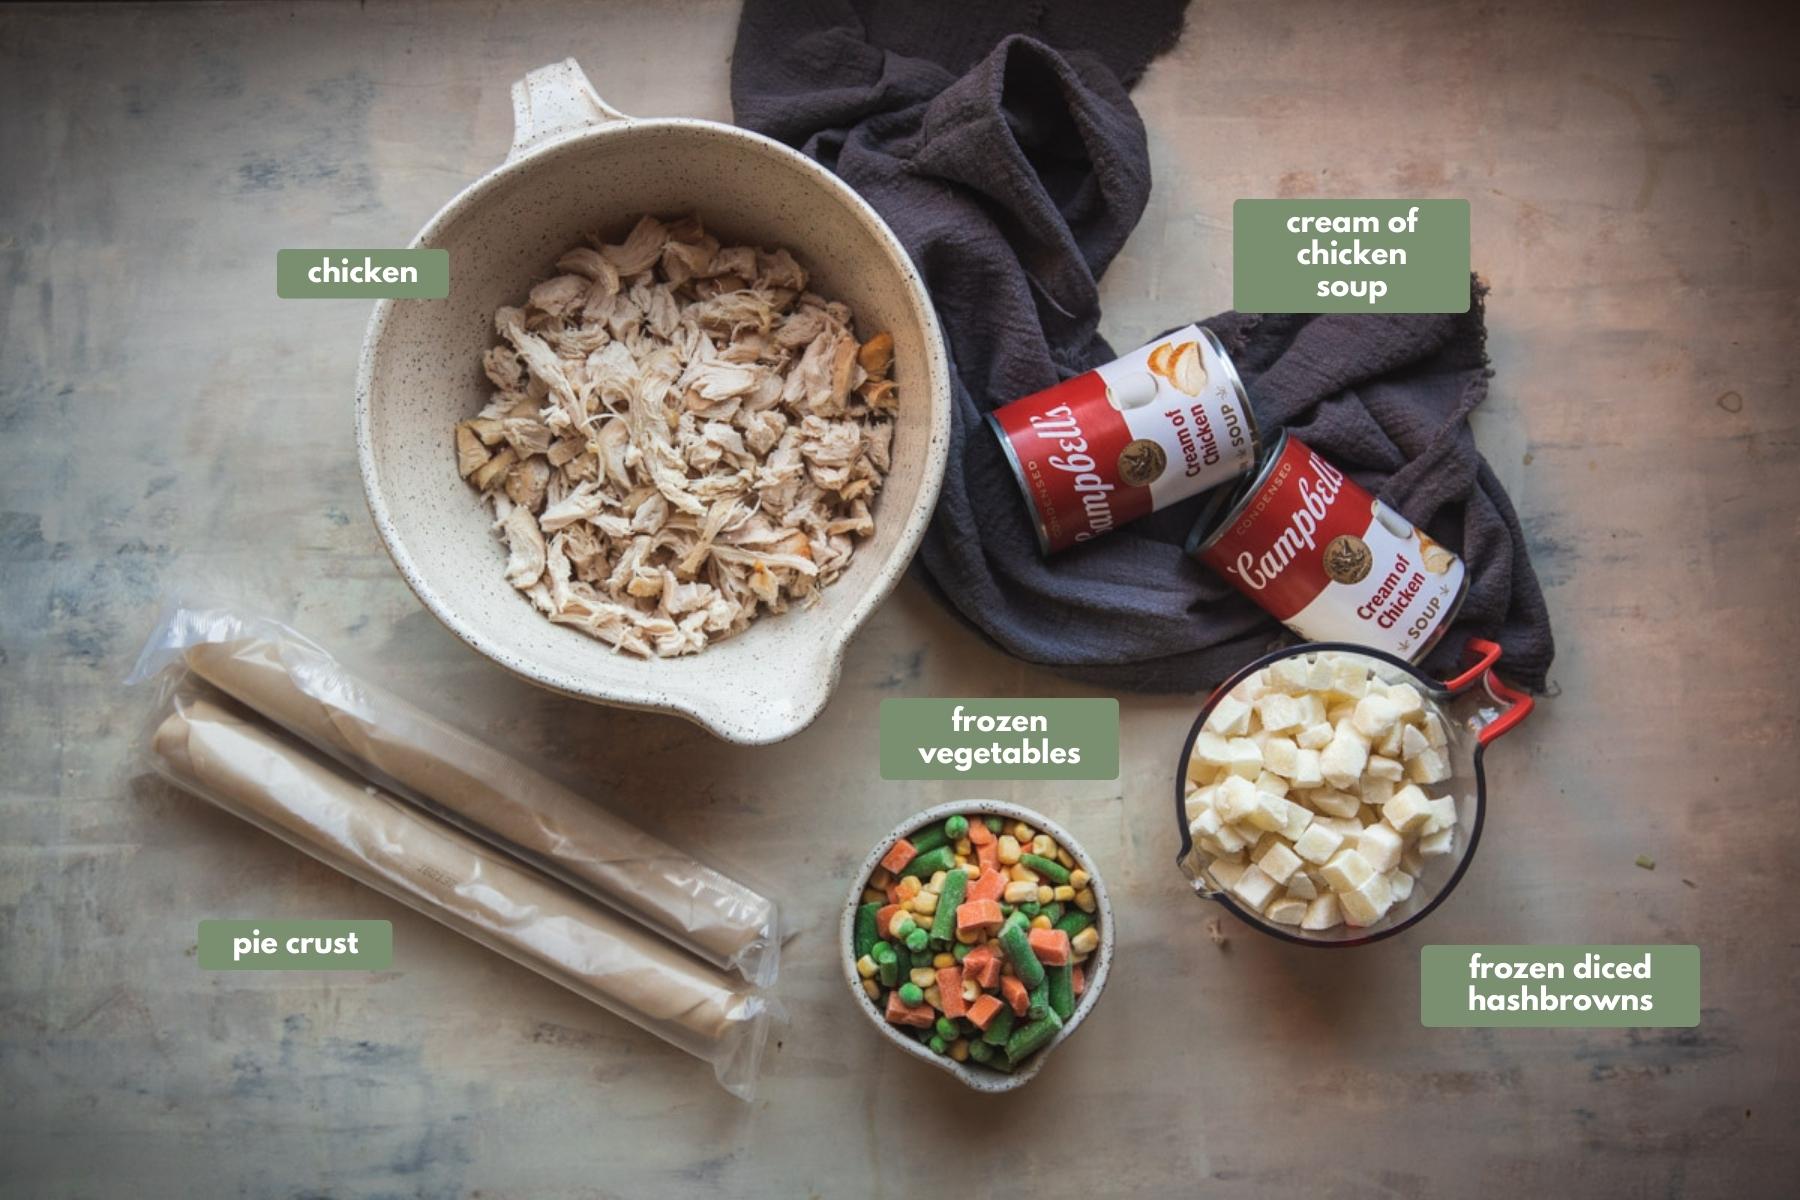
[455,215,898,658]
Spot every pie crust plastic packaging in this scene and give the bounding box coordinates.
[146,693,772,1099]
[128,603,779,987]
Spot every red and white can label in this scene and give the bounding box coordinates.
[1195,436,1466,659]
[989,326,1256,554]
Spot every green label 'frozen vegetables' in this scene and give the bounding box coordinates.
[879,698,1119,780]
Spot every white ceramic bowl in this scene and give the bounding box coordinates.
[357,60,952,744]
[840,801,1115,1092]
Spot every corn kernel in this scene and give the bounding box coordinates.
[856,954,878,979]
[1012,822,1034,842]
[1057,849,1075,869]
[862,978,882,1001]
[912,891,938,915]
[997,836,1022,865]
[956,927,977,944]
[954,838,972,856]
[954,855,971,868]
[1068,868,1090,890]
[1030,914,1052,930]
[896,875,922,901]
[1075,888,1096,913]
[961,977,981,1003]
[924,985,943,1009]
[1008,863,1038,883]
[1071,926,1100,955]
[1053,885,1075,902]
[1003,881,1038,903]
[927,870,948,892]
[911,967,937,988]
[1037,885,1054,905]
[1031,834,1055,857]
[949,1039,970,1062]
[932,953,956,969]
[861,887,885,904]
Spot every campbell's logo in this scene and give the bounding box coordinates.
[1030,402,1117,541]
[1227,452,1346,590]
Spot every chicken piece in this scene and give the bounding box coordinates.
[501,507,547,588]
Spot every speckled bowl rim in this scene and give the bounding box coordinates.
[355,112,952,746]
[839,801,1115,1092]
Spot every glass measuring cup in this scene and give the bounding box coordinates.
[1172,638,1533,947]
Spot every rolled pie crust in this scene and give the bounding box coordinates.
[181,637,776,981]
[151,699,765,1064]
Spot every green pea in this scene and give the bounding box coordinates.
[1019,853,1070,884]
[985,817,1002,834]
[967,1039,995,1064]
[945,815,969,840]
[894,915,918,939]
[953,941,973,963]
[928,1035,947,1054]
[905,926,929,952]
[1041,902,1065,926]
[1018,901,1041,918]
[898,982,923,1006]
[936,1017,959,1041]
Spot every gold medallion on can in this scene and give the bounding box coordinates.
[1323,533,1373,584]
[1118,438,1167,487]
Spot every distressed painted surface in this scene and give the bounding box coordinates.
[1,1,1795,1195]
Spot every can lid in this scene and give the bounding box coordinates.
[1184,427,1289,559]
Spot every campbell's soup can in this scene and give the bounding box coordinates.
[989,325,1258,554]
[1186,430,1468,661]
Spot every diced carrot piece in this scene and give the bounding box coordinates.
[1027,928,1071,967]
[967,869,1006,903]
[876,904,902,938]
[884,991,937,1028]
[1072,965,1085,996]
[966,993,1005,1031]
[968,819,995,845]
[937,968,966,1018]
[955,898,1004,935]
[961,945,998,990]
[880,839,917,874]
[977,840,1000,873]
[885,882,901,904]
[1001,975,1029,1016]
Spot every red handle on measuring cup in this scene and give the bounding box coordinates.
[1445,636,1534,746]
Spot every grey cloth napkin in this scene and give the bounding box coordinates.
[732,0,1555,690]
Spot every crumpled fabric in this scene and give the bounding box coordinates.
[732,0,1555,691]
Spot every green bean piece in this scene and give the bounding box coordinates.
[1027,977,1051,1022]
[998,916,1046,988]
[905,926,930,953]
[854,903,881,959]
[1019,853,1070,884]
[930,868,967,946]
[985,816,1003,834]
[1054,910,1092,938]
[1004,1009,1064,1064]
[928,1035,947,1054]
[1041,902,1064,926]
[1047,962,1075,1021]
[980,1005,1016,1046]
[900,846,956,880]
[952,941,973,963]
[945,815,969,840]
[909,825,949,856]
[874,941,899,988]
[898,982,924,1006]
[967,1038,994,1064]
[935,1016,959,1041]
[1018,901,1040,918]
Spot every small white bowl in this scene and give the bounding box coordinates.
[840,800,1114,1092]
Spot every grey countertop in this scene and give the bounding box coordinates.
[3,1,1795,1195]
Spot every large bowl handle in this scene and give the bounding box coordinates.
[508,58,629,162]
